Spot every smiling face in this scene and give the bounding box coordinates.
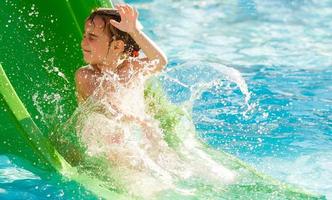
[81,16,116,65]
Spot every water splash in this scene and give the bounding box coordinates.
[32,91,65,129]
[50,60,241,199]
[161,61,252,117]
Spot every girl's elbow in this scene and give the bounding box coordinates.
[158,58,167,72]
[163,57,168,66]
[159,56,168,67]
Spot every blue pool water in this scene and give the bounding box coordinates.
[1,0,331,199]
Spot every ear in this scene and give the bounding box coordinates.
[110,40,125,53]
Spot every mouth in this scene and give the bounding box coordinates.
[83,49,91,53]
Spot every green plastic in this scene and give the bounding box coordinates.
[0,0,112,161]
[0,0,132,199]
[0,64,133,199]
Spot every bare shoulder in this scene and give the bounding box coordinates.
[75,67,96,83]
[131,57,150,71]
[117,58,149,77]
[75,66,100,102]
[131,57,164,76]
[118,56,165,82]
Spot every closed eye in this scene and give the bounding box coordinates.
[83,32,98,40]
[83,35,97,42]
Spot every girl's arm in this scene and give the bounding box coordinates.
[130,29,168,75]
[110,4,168,74]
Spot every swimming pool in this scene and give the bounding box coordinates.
[135,0,331,198]
[1,0,331,199]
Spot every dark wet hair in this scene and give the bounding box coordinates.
[86,8,140,57]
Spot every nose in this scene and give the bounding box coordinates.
[81,36,89,50]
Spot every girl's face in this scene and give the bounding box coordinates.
[81,16,113,65]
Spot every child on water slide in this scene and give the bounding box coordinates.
[75,3,168,158]
[74,3,236,197]
[75,3,181,194]
[76,4,167,102]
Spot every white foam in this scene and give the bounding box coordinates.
[0,167,40,184]
[254,151,332,199]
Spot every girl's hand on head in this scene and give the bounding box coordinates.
[110,4,139,34]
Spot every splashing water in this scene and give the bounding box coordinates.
[161,60,253,119]
[49,59,249,199]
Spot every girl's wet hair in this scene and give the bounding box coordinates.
[86,8,140,57]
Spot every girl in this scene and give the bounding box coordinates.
[74,4,181,196]
[73,3,236,198]
[75,4,169,150]
[76,4,167,103]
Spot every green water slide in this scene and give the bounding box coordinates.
[0,0,131,199]
[0,0,112,168]
[0,0,326,199]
